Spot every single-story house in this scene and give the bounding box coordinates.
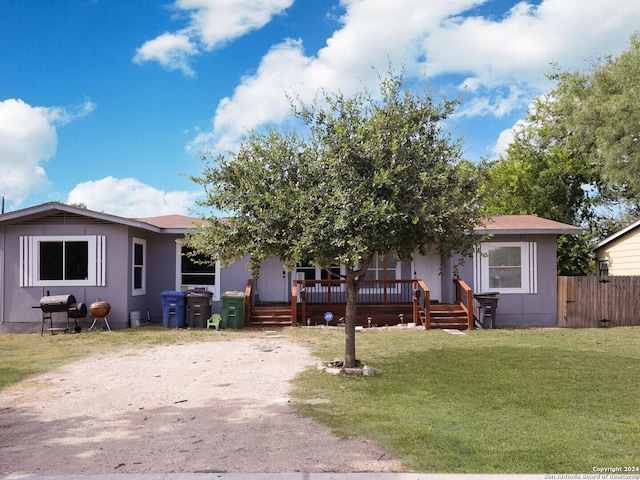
[594,218,640,276]
[0,202,580,333]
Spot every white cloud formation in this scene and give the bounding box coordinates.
[133,32,198,77]
[493,125,518,158]
[134,0,294,74]
[67,176,200,217]
[193,0,640,154]
[0,98,95,207]
[455,85,529,119]
[422,0,638,87]
[189,38,312,151]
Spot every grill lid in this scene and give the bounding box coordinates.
[39,294,76,312]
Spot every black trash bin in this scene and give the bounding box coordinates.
[161,291,187,328]
[474,292,499,328]
[186,290,213,328]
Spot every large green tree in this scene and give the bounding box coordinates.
[189,72,484,367]
[550,32,640,208]
[480,32,640,274]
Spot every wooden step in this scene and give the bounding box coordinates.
[421,305,470,329]
[249,305,293,327]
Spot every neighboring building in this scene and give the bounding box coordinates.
[595,218,640,276]
[0,203,581,333]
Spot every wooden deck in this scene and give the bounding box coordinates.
[245,277,474,330]
[248,302,471,329]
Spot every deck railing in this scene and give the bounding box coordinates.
[454,278,474,330]
[296,278,417,305]
[297,278,424,324]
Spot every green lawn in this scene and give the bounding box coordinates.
[289,327,640,473]
[2,325,639,473]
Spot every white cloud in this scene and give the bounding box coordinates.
[177,0,294,49]
[423,0,640,96]
[134,32,198,77]
[0,99,95,207]
[455,85,529,119]
[190,38,311,152]
[134,0,294,74]
[193,0,640,154]
[492,126,518,158]
[190,0,481,151]
[67,176,200,217]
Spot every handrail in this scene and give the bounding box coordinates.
[244,279,254,327]
[413,279,431,328]
[454,278,473,330]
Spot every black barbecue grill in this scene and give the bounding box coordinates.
[36,294,88,334]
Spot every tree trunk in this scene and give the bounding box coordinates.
[344,274,358,368]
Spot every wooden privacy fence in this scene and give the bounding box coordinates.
[558,276,640,328]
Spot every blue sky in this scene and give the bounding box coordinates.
[1,0,639,217]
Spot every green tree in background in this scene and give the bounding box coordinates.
[480,32,640,274]
[553,32,640,210]
[189,71,484,367]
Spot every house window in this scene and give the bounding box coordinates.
[598,260,609,276]
[366,253,400,281]
[176,244,220,300]
[320,265,342,285]
[362,253,401,293]
[295,262,343,288]
[474,242,537,294]
[296,262,316,281]
[20,235,106,287]
[132,238,146,296]
[39,241,88,281]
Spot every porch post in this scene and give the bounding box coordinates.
[412,280,418,324]
[291,280,298,327]
[467,286,474,330]
[301,280,307,326]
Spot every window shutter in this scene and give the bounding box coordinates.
[19,236,33,287]
[527,241,537,294]
[96,235,106,286]
[473,245,482,293]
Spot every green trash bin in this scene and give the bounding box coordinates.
[221,291,246,329]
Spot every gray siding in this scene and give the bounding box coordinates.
[144,233,181,323]
[458,234,559,327]
[1,222,131,333]
[213,256,251,314]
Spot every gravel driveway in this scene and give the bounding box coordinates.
[0,336,406,475]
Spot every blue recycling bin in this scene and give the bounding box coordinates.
[161,291,187,328]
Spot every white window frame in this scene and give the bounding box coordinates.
[20,235,106,287]
[132,237,146,296]
[474,241,537,294]
[361,253,402,294]
[175,243,220,301]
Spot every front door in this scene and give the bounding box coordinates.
[258,257,288,302]
[412,253,441,302]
